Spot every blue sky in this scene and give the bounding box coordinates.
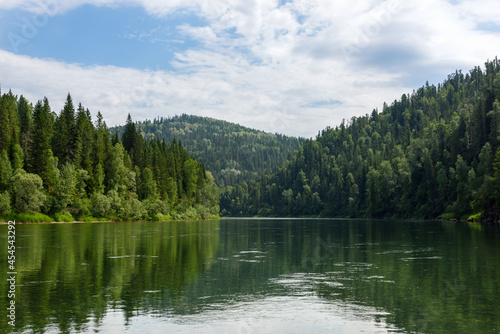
[1,0,500,137]
[0,5,206,69]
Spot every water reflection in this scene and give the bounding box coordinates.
[0,219,499,333]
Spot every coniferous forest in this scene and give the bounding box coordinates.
[2,59,500,223]
[219,59,500,222]
[0,93,220,222]
[112,115,304,187]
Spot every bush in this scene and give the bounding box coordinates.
[468,212,483,221]
[6,212,53,223]
[90,193,111,217]
[11,169,46,214]
[143,198,169,218]
[123,197,145,220]
[54,211,74,222]
[0,191,11,217]
[106,189,122,216]
[73,197,91,217]
[438,212,457,220]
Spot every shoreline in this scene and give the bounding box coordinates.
[2,216,498,225]
[0,217,222,225]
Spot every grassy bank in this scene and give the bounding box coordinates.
[0,212,221,224]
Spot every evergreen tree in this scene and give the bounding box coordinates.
[29,99,56,192]
[121,114,137,154]
[75,104,94,171]
[18,95,31,135]
[0,89,219,220]
[0,90,20,153]
[53,93,77,164]
[0,149,13,192]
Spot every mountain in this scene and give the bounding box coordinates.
[112,114,305,188]
[222,58,500,222]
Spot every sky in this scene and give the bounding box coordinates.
[1,0,500,138]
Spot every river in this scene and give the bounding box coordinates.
[1,218,499,333]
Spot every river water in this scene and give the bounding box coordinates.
[1,218,499,333]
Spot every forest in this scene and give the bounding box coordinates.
[112,114,304,188]
[0,93,219,222]
[219,59,500,221]
[2,59,500,222]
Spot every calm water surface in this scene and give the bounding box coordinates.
[1,218,499,333]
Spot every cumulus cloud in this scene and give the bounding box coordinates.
[1,0,500,137]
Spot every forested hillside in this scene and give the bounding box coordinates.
[112,114,304,187]
[222,59,500,221]
[0,92,219,222]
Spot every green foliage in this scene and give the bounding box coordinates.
[438,212,457,220]
[122,196,145,220]
[143,198,169,218]
[11,169,47,214]
[139,167,157,200]
[468,212,483,221]
[0,90,20,153]
[0,191,10,216]
[0,91,219,221]
[11,144,24,170]
[57,163,78,209]
[90,192,111,217]
[28,98,55,192]
[121,113,137,154]
[112,114,304,190]
[54,211,74,222]
[0,149,13,191]
[224,58,500,220]
[4,212,53,222]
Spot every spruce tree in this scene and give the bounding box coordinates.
[121,114,137,155]
[29,99,56,191]
[18,95,31,135]
[53,93,76,165]
[75,104,94,171]
[0,90,19,153]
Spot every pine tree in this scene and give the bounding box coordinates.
[94,111,110,167]
[0,90,19,153]
[121,114,137,155]
[29,98,56,192]
[53,93,76,165]
[139,167,157,200]
[18,95,32,162]
[75,104,94,171]
[18,95,31,135]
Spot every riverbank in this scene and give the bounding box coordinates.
[0,214,222,224]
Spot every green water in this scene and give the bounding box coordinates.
[0,219,499,333]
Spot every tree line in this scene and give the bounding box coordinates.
[221,59,500,221]
[0,92,219,222]
[112,114,304,188]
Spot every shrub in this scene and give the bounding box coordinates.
[54,211,74,222]
[11,169,46,214]
[0,191,11,217]
[123,197,145,220]
[90,193,111,217]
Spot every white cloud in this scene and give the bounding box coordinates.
[1,0,500,137]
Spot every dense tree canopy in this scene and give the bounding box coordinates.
[112,114,305,188]
[220,59,500,221]
[3,58,500,222]
[0,91,219,221]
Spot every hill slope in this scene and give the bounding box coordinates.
[223,59,500,221]
[113,114,305,188]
